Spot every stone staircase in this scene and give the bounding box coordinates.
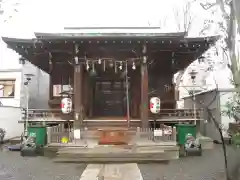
[48,138,179,163]
[53,143,179,163]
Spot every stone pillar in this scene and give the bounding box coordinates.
[73,64,84,139]
[140,44,149,128]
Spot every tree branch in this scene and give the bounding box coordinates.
[200,2,217,10]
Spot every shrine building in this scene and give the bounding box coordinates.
[2,27,218,129]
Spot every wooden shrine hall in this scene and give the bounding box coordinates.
[2,30,218,128]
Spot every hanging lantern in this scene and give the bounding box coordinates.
[150,97,161,114]
[109,61,114,68]
[61,98,72,114]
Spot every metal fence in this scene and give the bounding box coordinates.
[47,124,74,143]
[135,126,176,142]
[46,125,176,144]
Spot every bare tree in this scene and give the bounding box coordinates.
[0,0,4,15]
[172,0,196,35]
[173,0,197,92]
[0,0,20,22]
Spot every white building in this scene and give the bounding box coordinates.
[0,37,49,140]
[0,4,49,140]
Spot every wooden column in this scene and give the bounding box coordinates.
[140,44,149,128]
[48,57,53,100]
[74,64,84,130]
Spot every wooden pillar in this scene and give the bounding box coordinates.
[74,64,84,130]
[49,58,53,100]
[141,44,149,128]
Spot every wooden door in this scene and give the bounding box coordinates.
[93,80,126,117]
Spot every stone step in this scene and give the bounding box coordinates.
[81,129,137,139]
[198,136,214,150]
[54,144,179,163]
[54,151,174,163]
[82,121,141,129]
[134,145,179,152]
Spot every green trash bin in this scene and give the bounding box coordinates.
[27,126,47,146]
[175,124,196,145]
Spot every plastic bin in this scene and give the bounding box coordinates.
[27,126,47,146]
[175,124,196,145]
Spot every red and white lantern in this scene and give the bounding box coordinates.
[61,98,72,114]
[150,97,161,114]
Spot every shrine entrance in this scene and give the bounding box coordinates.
[93,79,128,117]
[89,66,129,117]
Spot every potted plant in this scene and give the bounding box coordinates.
[223,91,240,125]
[232,132,240,147]
[222,92,240,145]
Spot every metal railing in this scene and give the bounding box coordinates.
[47,124,74,143]
[46,125,176,144]
[25,108,203,121]
[26,109,73,121]
[135,126,176,142]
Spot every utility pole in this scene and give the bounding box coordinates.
[23,73,34,135]
[189,70,197,123]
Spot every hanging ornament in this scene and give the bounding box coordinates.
[74,56,79,64]
[103,60,106,71]
[114,61,117,73]
[119,61,123,70]
[86,61,89,71]
[92,63,95,72]
[132,62,136,70]
[90,62,97,76]
[109,60,114,68]
[98,58,101,64]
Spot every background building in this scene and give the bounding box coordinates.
[0,36,49,140]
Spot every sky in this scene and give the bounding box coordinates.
[0,0,233,90]
[0,0,214,38]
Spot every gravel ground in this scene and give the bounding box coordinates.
[139,145,240,180]
[0,145,239,180]
[0,147,86,180]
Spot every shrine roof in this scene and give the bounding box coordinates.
[2,32,218,51]
[1,31,219,73]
